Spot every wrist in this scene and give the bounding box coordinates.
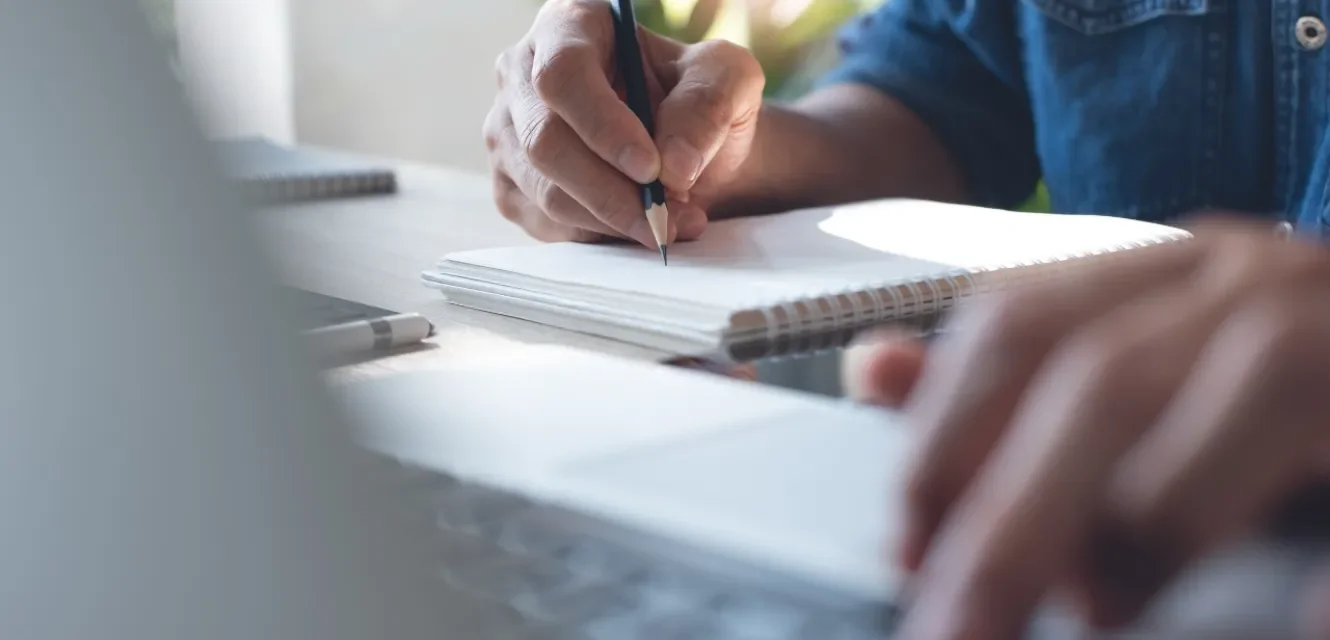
[705,85,968,219]
[704,102,823,219]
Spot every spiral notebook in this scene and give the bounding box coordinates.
[216,137,397,203]
[422,199,1189,360]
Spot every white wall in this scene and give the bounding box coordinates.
[176,0,296,143]
[290,0,539,173]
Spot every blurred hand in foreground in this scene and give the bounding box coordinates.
[844,219,1330,638]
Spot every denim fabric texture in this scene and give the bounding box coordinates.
[822,1,1330,239]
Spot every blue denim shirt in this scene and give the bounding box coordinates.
[822,1,1330,237]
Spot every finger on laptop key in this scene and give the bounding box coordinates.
[1080,293,1330,627]
[841,329,927,409]
[899,268,1228,640]
[896,242,1205,573]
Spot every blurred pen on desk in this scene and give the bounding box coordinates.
[304,313,434,361]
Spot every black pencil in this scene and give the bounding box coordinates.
[609,0,669,265]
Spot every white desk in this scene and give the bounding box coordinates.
[256,155,1330,634]
[255,159,676,380]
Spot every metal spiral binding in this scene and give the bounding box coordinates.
[241,172,397,203]
[787,299,808,353]
[742,229,1187,361]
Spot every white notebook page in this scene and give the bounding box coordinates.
[439,200,1186,311]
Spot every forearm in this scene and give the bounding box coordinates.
[709,84,967,218]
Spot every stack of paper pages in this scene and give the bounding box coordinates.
[423,199,1188,360]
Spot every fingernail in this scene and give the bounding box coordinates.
[662,136,702,185]
[678,208,707,239]
[618,145,659,184]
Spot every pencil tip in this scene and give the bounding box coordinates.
[660,244,668,266]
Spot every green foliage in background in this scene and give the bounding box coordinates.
[614,0,1053,212]
[629,0,884,98]
[1021,182,1050,213]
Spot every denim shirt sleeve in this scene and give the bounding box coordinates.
[819,1,1040,210]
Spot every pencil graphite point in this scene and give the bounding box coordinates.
[645,202,669,266]
[660,245,668,265]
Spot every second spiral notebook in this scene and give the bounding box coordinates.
[422,199,1189,360]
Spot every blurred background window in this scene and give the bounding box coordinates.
[144,0,878,173]
[142,0,294,144]
[143,0,1050,211]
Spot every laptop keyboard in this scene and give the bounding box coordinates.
[386,457,901,639]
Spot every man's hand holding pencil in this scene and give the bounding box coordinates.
[483,0,764,249]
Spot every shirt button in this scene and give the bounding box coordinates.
[1296,16,1328,51]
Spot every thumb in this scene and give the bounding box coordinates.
[842,330,928,408]
[650,39,765,193]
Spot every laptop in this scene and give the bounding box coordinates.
[337,348,1327,639]
[6,2,1320,638]
[0,2,448,638]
